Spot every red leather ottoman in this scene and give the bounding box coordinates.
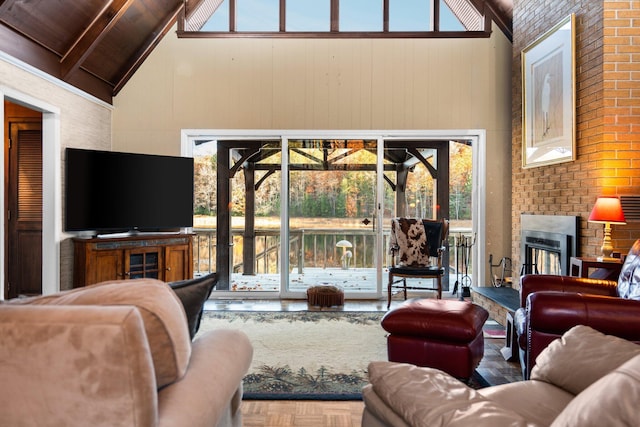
[381,298,489,379]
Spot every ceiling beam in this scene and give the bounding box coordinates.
[113,2,184,95]
[60,0,135,79]
[0,24,113,103]
[470,0,512,40]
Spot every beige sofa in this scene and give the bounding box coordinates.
[0,279,253,427]
[362,325,640,427]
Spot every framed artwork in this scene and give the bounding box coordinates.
[522,14,575,168]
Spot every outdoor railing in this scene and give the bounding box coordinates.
[193,228,387,275]
[193,227,474,278]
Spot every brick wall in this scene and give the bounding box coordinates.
[602,1,640,248]
[511,0,640,284]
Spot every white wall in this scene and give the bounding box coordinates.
[113,23,513,285]
[114,25,511,150]
[0,53,112,293]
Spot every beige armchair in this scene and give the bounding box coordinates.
[0,279,253,427]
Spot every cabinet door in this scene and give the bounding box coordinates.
[125,248,162,280]
[93,250,124,283]
[164,244,191,282]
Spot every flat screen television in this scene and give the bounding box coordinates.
[65,148,194,234]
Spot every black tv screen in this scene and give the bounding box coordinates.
[65,148,194,233]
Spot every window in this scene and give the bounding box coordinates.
[340,0,383,32]
[287,0,330,32]
[181,0,486,37]
[389,0,430,32]
[237,0,279,31]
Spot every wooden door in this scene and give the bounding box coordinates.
[6,121,42,298]
[125,247,162,280]
[164,244,191,282]
[92,250,124,284]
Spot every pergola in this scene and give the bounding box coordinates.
[214,139,456,290]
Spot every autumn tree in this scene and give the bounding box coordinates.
[450,142,472,219]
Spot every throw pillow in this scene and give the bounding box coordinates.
[531,325,640,396]
[169,273,217,339]
[390,218,430,267]
[617,239,640,300]
[550,354,640,427]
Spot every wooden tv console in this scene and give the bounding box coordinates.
[73,233,194,288]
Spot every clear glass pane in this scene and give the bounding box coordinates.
[389,0,430,31]
[192,140,218,278]
[449,141,473,290]
[193,139,282,292]
[200,0,229,31]
[340,0,383,31]
[383,141,473,293]
[287,139,379,293]
[230,142,282,291]
[237,0,279,32]
[405,150,436,219]
[439,0,465,31]
[287,0,330,31]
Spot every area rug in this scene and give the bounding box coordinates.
[197,310,490,400]
[483,318,507,339]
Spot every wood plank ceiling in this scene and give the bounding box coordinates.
[0,0,512,105]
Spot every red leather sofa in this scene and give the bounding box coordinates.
[514,239,640,379]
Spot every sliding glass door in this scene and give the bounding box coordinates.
[187,131,477,299]
[282,138,382,297]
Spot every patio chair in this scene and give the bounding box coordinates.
[387,217,449,308]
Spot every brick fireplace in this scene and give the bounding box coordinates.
[472,214,580,326]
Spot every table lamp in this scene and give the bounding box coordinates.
[588,196,626,261]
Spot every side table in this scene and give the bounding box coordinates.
[500,311,518,362]
[569,257,623,280]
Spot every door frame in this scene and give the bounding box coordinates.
[1,86,61,299]
[278,135,384,299]
[182,129,487,298]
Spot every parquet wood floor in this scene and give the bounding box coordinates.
[241,400,365,427]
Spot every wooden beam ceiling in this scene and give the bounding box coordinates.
[0,0,183,103]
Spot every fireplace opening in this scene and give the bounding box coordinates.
[521,231,568,275]
[521,215,579,276]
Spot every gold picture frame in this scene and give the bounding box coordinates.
[522,14,576,168]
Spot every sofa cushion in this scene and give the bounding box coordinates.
[367,361,529,427]
[531,325,640,395]
[478,380,573,426]
[361,384,411,427]
[169,273,217,339]
[10,279,191,389]
[550,354,640,427]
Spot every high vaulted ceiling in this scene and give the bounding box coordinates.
[0,0,512,104]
